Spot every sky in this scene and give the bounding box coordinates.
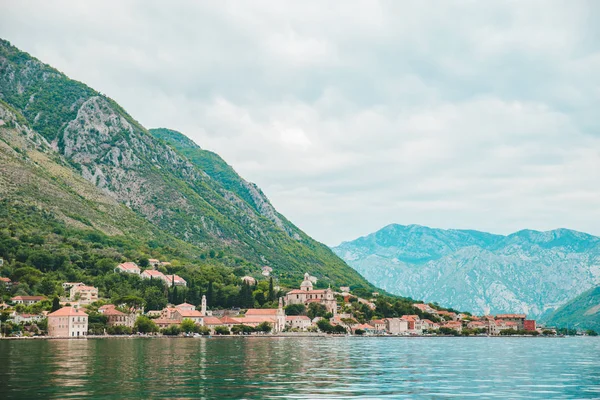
[1,1,599,246]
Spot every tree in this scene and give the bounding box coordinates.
[180,319,197,333]
[284,304,305,316]
[256,321,272,333]
[307,303,327,319]
[206,281,215,306]
[51,296,61,312]
[38,278,56,296]
[268,277,275,301]
[143,287,167,311]
[134,316,158,333]
[316,319,335,334]
[214,326,229,335]
[162,325,181,336]
[355,329,365,335]
[139,258,149,268]
[586,330,598,336]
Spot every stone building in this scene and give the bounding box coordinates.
[284,273,337,316]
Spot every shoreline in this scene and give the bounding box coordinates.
[0,333,573,340]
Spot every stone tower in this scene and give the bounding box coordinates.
[201,295,207,315]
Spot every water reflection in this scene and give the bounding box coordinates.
[0,337,599,399]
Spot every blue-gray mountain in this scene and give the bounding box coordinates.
[332,224,600,318]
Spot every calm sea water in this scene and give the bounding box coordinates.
[0,337,598,399]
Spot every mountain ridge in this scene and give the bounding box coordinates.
[0,38,373,290]
[333,223,600,317]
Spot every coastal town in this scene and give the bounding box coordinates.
[0,262,574,339]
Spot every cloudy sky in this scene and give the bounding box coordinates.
[1,1,599,245]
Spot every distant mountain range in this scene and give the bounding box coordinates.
[332,224,600,318]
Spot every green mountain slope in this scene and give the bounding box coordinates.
[0,39,372,290]
[543,286,600,331]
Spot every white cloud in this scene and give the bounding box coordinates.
[1,0,599,245]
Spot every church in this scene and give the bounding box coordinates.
[285,273,337,316]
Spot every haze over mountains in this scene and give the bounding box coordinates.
[333,224,600,318]
[0,38,373,290]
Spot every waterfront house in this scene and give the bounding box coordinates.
[285,315,312,331]
[114,262,141,275]
[47,307,88,337]
[172,309,204,325]
[154,318,180,329]
[11,295,46,305]
[495,314,526,330]
[13,313,44,324]
[443,321,463,333]
[524,319,536,331]
[385,318,409,335]
[369,319,387,334]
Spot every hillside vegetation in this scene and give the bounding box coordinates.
[0,38,376,309]
[543,286,600,331]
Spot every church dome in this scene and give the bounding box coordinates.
[300,273,313,291]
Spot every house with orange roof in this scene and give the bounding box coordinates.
[442,321,463,333]
[370,319,387,333]
[413,303,436,314]
[104,308,135,328]
[237,298,286,332]
[148,259,161,267]
[175,302,196,312]
[69,285,98,305]
[173,309,204,325]
[98,304,116,313]
[495,314,526,330]
[0,277,11,288]
[154,318,179,329]
[114,262,141,275]
[11,295,46,305]
[353,323,376,334]
[47,306,88,337]
[420,319,440,331]
[141,269,170,285]
[13,313,44,324]
[165,274,187,287]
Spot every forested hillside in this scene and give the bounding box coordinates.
[0,38,375,309]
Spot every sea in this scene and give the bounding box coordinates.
[0,336,598,399]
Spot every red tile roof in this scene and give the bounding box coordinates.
[117,262,139,270]
[11,295,45,301]
[0,277,11,282]
[495,314,526,319]
[203,317,224,325]
[49,307,88,317]
[245,308,279,316]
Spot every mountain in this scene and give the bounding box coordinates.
[0,38,373,291]
[543,286,600,331]
[332,224,600,317]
